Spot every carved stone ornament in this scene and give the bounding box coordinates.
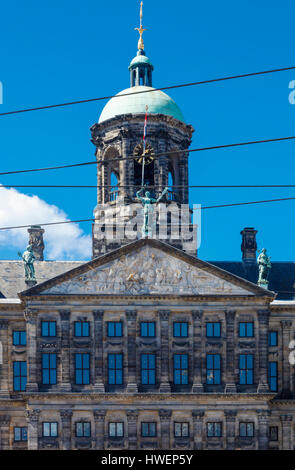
[41,246,254,297]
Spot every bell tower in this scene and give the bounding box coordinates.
[90,4,195,258]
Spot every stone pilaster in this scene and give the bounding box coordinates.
[257,410,270,450]
[94,410,105,450]
[159,409,172,450]
[225,410,237,450]
[127,410,138,450]
[24,309,38,392]
[26,408,40,450]
[280,414,293,450]
[93,311,105,392]
[60,311,71,392]
[280,320,292,397]
[192,311,203,393]
[0,415,11,449]
[0,320,9,399]
[60,409,73,450]
[126,311,138,393]
[192,410,204,450]
[224,310,237,393]
[257,310,270,393]
[159,310,171,392]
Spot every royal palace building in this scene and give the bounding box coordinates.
[1,12,295,451]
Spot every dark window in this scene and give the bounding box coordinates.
[74,321,90,337]
[141,354,156,385]
[140,322,155,337]
[109,422,124,437]
[269,331,278,347]
[14,427,27,442]
[239,322,254,337]
[206,322,221,338]
[75,353,90,385]
[13,361,27,391]
[42,353,57,385]
[239,422,254,437]
[108,353,123,385]
[207,422,222,437]
[107,322,122,337]
[269,426,278,441]
[13,331,26,346]
[206,354,221,384]
[42,422,58,437]
[173,354,188,385]
[41,321,56,337]
[173,322,188,337]
[141,422,157,437]
[174,422,189,437]
[76,422,91,437]
[268,362,278,391]
[239,354,254,385]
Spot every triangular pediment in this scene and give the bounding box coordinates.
[20,239,273,298]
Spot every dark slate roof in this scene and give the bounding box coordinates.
[0,261,83,298]
[210,261,295,300]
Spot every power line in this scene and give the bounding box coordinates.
[1,196,295,231]
[0,65,294,117]
[1,134,295,177]
[2,184,295,189]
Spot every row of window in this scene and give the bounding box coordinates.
[12,323,280,343]
[12,354,278,391]
[15,422,278,441]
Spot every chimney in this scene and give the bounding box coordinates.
[240,227,257,264]
[28,225,45,261]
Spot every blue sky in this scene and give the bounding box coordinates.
[0,0,294,261]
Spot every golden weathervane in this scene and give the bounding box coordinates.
[135,1,146,51]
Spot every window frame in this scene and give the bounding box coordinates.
[173,322,188,338]
[206,322,221,338]
[75,421,91,438]
[42,422,58,438]
[173,353,189,385]
[238,322,254,338]
[12,330,26,346]
[268,331,278,347]
[140,321,156,338]
[239,354,254,385]
[141,353,156,385]
[207,422,222,437]
[75,353,90,385]
[108,353,123,385]
[14,426,27,442]
[174,422,189,438]
[74,321,90,338]
[239,422,254,438]
[13,361,27,391]
[269,426,278,441]
[107,321,123,338]
[206,353,221,385]
[141,422,157,437]
[41,353,57,385]
[268,361,278,392]
[41,321,57,338]
[108,422,124,438]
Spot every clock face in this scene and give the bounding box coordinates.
[133,142,155,165]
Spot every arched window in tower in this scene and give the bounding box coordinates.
[110,172,119,201]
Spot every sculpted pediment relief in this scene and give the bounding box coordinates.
[41,245,254,296]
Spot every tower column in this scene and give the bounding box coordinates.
[159,409,172,450]
[127,410,138,450]
[94,410,105,449]
[60,409,73,450]
[26,409,40,450]
[192,410,204,450]
[192,311,203,392]
[159,310,171,393]
[225,410,237,450]
[257,410,270,450]
[126,311,138,393]
[93,311,105,392]
[25,309,38,392]
[60,310,71,392]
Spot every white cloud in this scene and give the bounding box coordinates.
[0,185,91,260]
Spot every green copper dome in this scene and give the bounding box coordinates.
[99,86,185,123]
[129,54,153,68]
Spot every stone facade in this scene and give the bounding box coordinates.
[0,238,294,450]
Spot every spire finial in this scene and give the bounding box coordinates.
[135,1,146,51]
